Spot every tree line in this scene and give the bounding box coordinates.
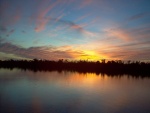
[0,59,150,77]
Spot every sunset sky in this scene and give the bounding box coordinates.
[0,0,150,61]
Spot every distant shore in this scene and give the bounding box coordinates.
[0,59,150,77]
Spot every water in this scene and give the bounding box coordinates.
[0,69,150,113]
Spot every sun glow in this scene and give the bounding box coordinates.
[80,50,101,61]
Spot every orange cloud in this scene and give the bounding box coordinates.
[0,42,85,60]
[105,28,133,41]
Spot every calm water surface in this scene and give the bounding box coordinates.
[0,69,150,113]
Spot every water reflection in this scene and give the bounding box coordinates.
[0,69,150,113]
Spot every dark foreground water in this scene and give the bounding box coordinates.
[0,69,150,113]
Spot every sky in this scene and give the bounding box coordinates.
[0,0,150,61]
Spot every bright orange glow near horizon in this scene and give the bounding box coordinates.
[78,50,107,61]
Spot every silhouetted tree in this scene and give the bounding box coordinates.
[0,59,150,77]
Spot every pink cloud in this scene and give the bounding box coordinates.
[105,28,133,42]
[35,18,50,32]
[34,0,62,32]
[33,0,97,34]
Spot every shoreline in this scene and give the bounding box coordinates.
[0,59,150,77]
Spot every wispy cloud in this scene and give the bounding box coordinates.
[33,0,97,35]
[0,42,84,60]
[53,18,98,38]
[35,17,50,32]
[34,0,63,32]
[127,24,150,40]
[1,36,149,61]
[34,13,97,38]
[101,41,150,60]
[54,13,65,23]
[75,14,91,22]
[81,33,150,60]
[105,28,133,41]
[128,12,150,21]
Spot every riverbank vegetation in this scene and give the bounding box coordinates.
[0,59,150,77]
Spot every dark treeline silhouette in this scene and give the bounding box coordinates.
[0,59,150,77]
